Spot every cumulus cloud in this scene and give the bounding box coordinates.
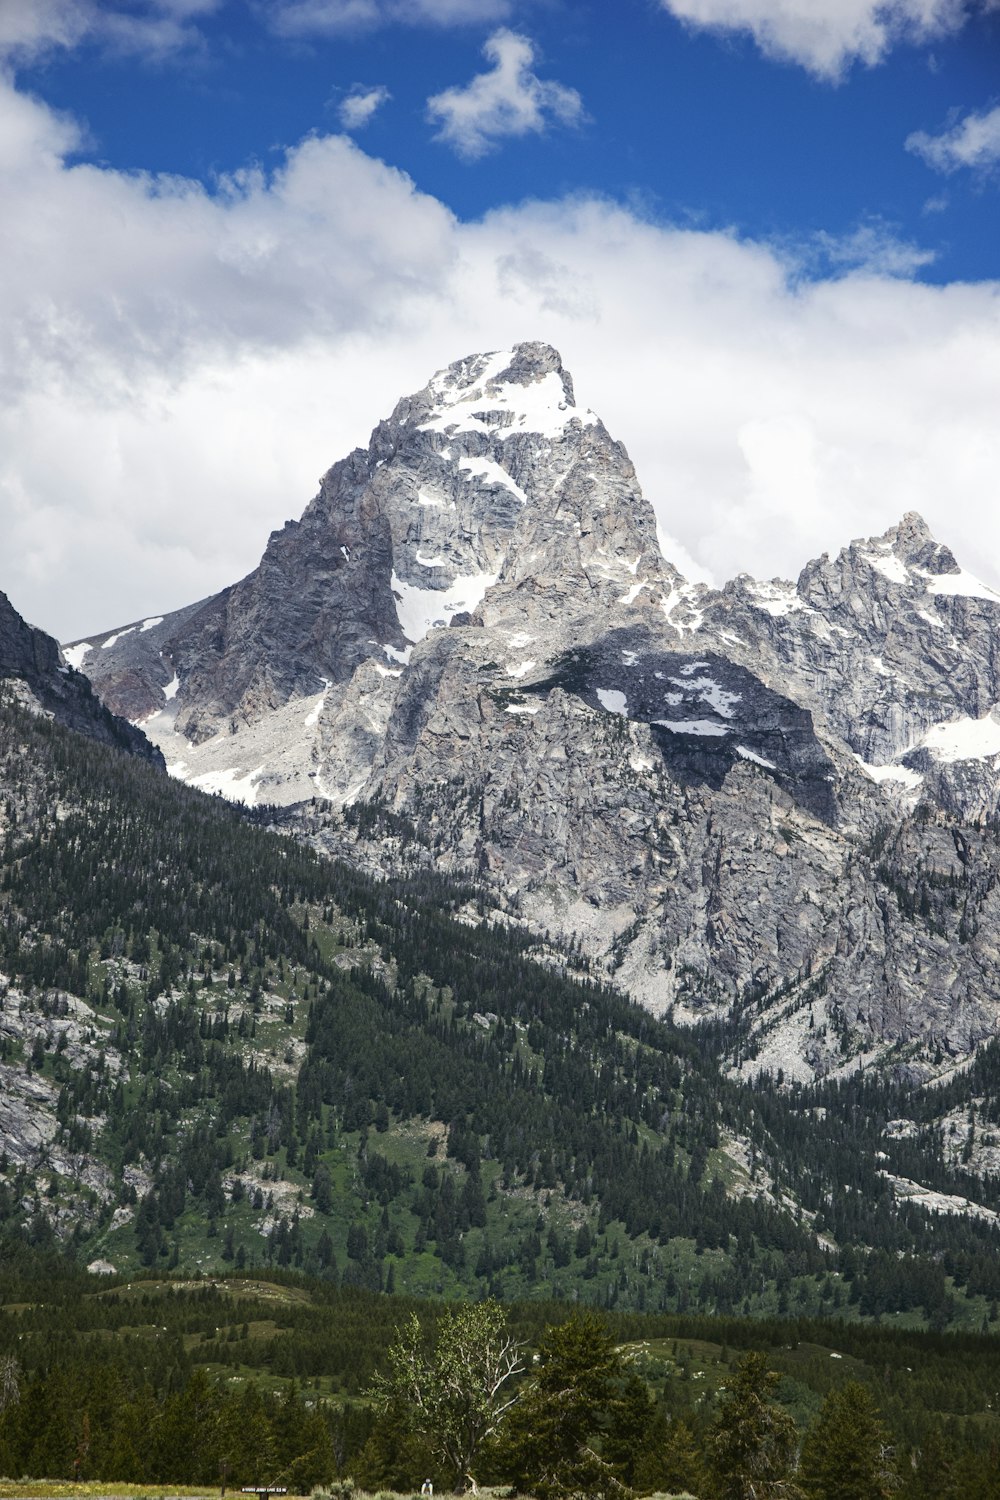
[0,0,222,61]
[338,84,392,129]
[907,103,1000,172]
[3,74,1000,646]
[657,0,970,79]
[266,0,510,37]
[427,28,584,159]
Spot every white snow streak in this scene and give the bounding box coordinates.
[304,678,331,729]
[654,719,729,737]
[101,626,136,650]
[618,581,647,606]
[736,745,776,769]
[458,455,528,504]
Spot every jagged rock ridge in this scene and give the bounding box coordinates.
[0,590,161,766]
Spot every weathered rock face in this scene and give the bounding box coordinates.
[0,590,161,766]
[67,343,1000,1081]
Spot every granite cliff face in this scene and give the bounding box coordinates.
[68,343,1000,1085]
[0,589,161,766]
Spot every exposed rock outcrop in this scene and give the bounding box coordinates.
[67,343,1000,1081]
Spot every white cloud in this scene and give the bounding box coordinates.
[907,103,1000,172]
[3,75,1000,647]
[266,0,510,37]
[805,223,937,278]
[426,28,584,159]
[657,0,969,80]
[0,0,222,61]
[338,85,392,130]
[0,0,90,58]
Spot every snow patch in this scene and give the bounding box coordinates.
[419,353,595,441]
[854,757,923,791]
[925,570,1000,604]
[654,719,729,737]
[139,616,163,633]
[416,550,447,568]
[62,642,92,671]
[101,626,136,650]
[619,581,647,606]
[596,689,627,716]
[746,581,805,617]
[507,660,536,679]
[669,675,741,718]
[188,765,265,807]
[661,583,705,633]
[383,643,412,666]
[375,663,403,679]
[865,552,910,585]
[162,673,180,701]
[505,703,539,716]
[920,712,1000,763]
[391,569,498,642]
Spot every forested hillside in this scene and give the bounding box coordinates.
[2,1249,1000,1498]
[1,687,1000,1326]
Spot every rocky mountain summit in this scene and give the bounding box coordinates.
[67,343,1000,1089]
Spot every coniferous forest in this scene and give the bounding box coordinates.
[2,687,1000,1494]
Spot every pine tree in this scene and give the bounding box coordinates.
[705,1352,801,1500]
[798,1382,898,1500]
[500,1312,629,1500]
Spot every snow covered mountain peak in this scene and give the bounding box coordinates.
[60,343,1000,1084]
[407,342,588,442]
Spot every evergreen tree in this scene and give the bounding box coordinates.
[798,1383,898,1500]
[500,1312,629,1500]
[705,1353,801,1500]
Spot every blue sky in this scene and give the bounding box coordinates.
[17,1,1000,279]
[2,0,1000,636]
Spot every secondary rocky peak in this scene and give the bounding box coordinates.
[876,511,960,577]
[0,590,162,766]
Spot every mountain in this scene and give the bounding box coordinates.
[2,685,1000,1327]
[67,344,1000,1092]
[0,588,161,766]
